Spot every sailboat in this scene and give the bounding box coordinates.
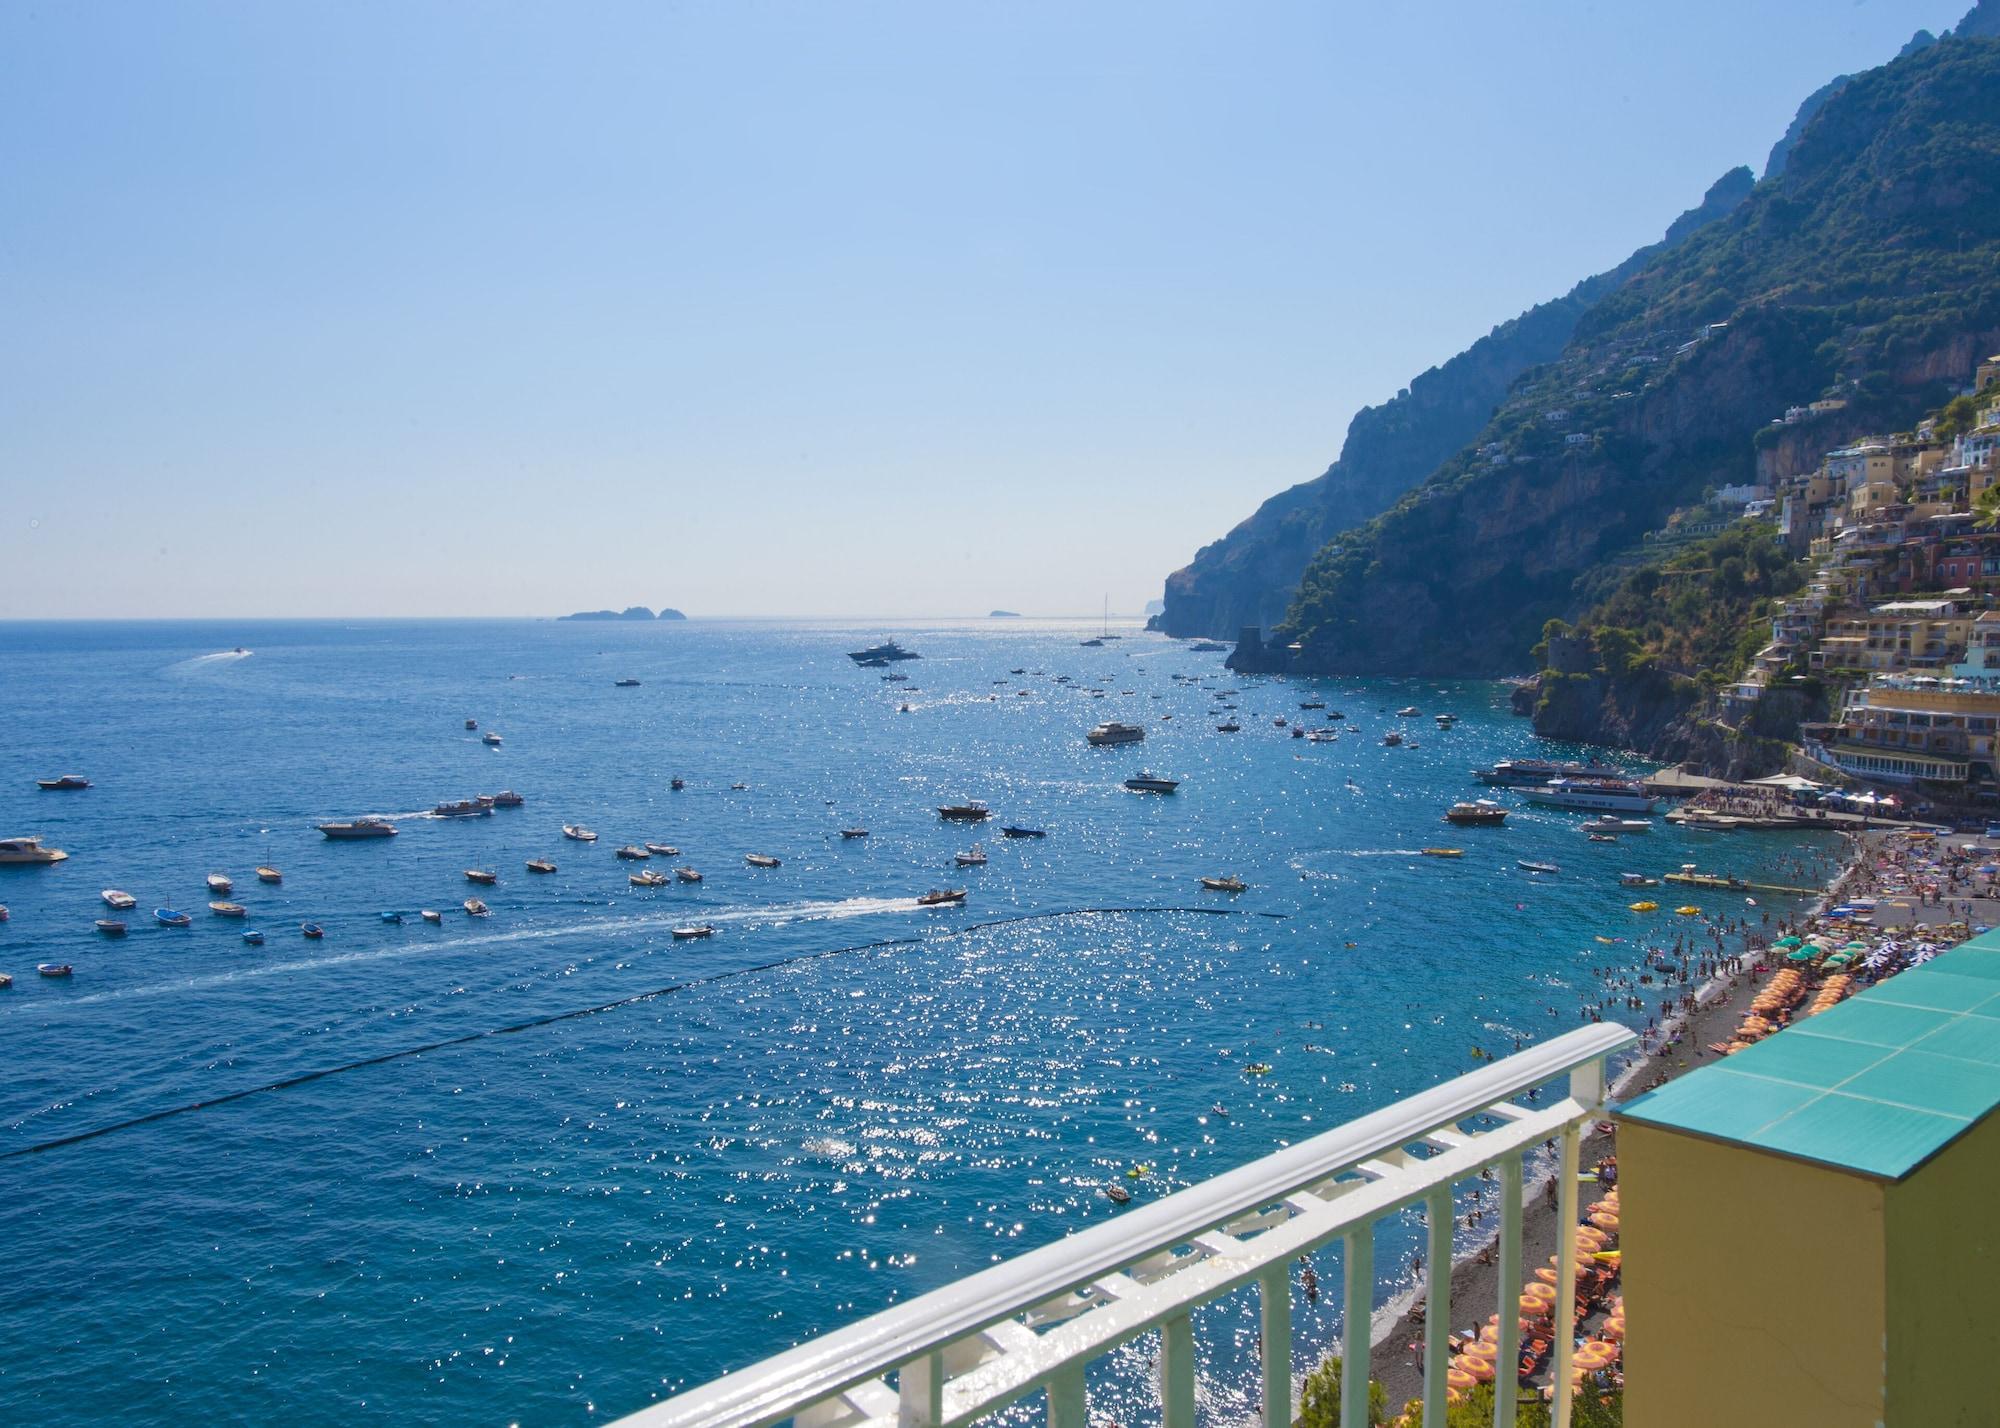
[1080,594,1119,646]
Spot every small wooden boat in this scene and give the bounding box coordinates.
[242,929,265,946]
[840,829,870,839]
[1243,1062,1273,1075]
[0,972,11,988]
[675,867,703,882]
[917,888,968,906]
[381,911,404,923]
[954,845,988,867]
[1200,875,1246,893]
[209,901,247,917]
[463,898,490,916]
[101,889,137,910]
[525,859,557,874]
[645,843,680,857]
[1382,731,1403,747]
[1420,848,1463,858]
[465,869,498,885]
[672,924,715,940]
[1215,719,1242,733]
[38,963,73,978]
[670,778,685,791]
[630,869,668,887]
[256,866,283,884]
[95,919,127,936]
[420,910,442,924]
[745,853,781,868]
[301,922,325,938]
[1000,826,1046,838]
[36,775,90,790]
[1210,1103,1229,1118]
[563,825,598,842]
[155,908,192,927]
[616,845,651,861]
[465,718,478,729]
[206,873,233,895]
[937,802,990,821]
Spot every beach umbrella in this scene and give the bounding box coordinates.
[1774,935,1803,948]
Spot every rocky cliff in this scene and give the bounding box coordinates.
[1275,37,2000,679]
[1149,168,1754,639]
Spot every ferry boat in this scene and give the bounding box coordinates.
[1124,773,1180,793]
[0,837,68,864]
[917,888,968,906]
[317,818,398,839]
[1526,777,1657,814]
[101,889,137,910]
[1474,757,1627,788]
[937,802,990,821]
[846,640,921,664]
[1086,721,1147,746]
[36,775,89,790]
[1444,800,1508,825]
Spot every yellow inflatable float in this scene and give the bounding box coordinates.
[1629,900,1658,912]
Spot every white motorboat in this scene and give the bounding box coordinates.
[0,837,68,864]
[1086,721,1147,746]
[954,844,988,867]
[101,889,138,910]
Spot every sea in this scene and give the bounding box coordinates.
[0,618,1844,1425]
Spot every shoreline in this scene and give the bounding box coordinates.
[1364,826,1872,1407]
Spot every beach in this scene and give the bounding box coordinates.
[1367,820,1999,1409]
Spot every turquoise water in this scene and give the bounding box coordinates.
[0,620,1839,1423]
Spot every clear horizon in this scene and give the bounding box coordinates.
[1,1,1968,620]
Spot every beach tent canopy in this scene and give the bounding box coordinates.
[1747,774,1824,791]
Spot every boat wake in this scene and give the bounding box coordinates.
[162,649,252,676]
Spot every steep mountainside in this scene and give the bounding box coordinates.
[1274,38,2000,679]
[1149,169,1753,638]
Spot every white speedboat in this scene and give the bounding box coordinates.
[672,924,715,939]
[101,889,138,910]
[675,867,703,882]
[563,825,598,842]
[954,844,987,867]
[1582,816,1653,833]
[0,837,68,864]
[482,731,503,746]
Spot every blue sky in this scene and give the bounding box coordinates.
[0,1,1968,618]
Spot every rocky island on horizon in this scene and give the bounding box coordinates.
[558,606,687,622]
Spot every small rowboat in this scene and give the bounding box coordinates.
[840,829,869,839]
[95,919,127,936]
[209,901,247,918]
[670,778,685,791]
[242,929,265,946]
[206,874,234,895]
[256,866,283,884]
[745,853,781,868]
[672,924,714,940]
[463,899,490,916]
[1200,876,1246,893]
[301,922,325,938]
[465,869,498,885]
[420,909,442,924]
[38,963,73,978]
[381,911,404,924]
[156,908,192,927]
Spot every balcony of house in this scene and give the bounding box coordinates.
[1823,743,1970,783]
[615,932,2000,1428]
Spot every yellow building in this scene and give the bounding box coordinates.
[1619,932,2000,1424]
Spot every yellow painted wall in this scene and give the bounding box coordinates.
[1618,1121,1886,1427]
[1885,1109,2000,1422]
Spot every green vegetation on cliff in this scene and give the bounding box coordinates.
[1281,36,2000,677]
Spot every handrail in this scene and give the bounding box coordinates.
[611,1024,1634,1428]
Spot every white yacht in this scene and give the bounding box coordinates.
[1526,778,1657,814]
[1086,721,1146,746]
[0,837,68,864]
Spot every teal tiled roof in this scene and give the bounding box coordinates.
[1618,929,2000,1180]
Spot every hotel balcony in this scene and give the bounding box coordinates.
[615,932,2000,1427]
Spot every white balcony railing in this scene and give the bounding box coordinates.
[609,1024,1636,1428]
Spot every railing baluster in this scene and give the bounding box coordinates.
[1341,1228,1373,1428]
[1493,1156,1522,1427]
[899,1350,942,1428]
[1258,1264,1292,1427]
[1160,1314,1197,1428]
[1046,1365,1086,1428]
[1423,1186,1452,1428]
[1553,1122,1583,1428]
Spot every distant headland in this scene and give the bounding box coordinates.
[988,610,1022,618]
[558,606,687,621]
